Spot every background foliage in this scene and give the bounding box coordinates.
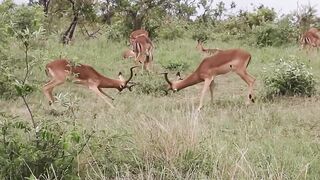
[1,0,320,179]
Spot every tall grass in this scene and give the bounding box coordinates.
[1,36,320,179]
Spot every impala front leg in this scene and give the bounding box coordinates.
[89,86,115,108]
[43,79,65,105]
[198,78,212,111]
[236,70,256,105]
[98,88,114,101]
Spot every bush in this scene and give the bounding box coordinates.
[8,4,44,35]
[191,23,214,41]
[0,117,90,179]
[262,58,316,98]
[0,71,15,99]
[105,21,128,41]
[158,19,186,40]
[161,60,190,72]
[251,20,299,47]
[132,74,167,96]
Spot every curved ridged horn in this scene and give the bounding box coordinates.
[162,72,172,86]
[125,66,139,85]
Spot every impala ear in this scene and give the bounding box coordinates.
[176,72,183,80]
[118,72,125,81]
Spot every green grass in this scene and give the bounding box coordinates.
[1,36,320,179]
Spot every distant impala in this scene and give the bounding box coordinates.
[196,39,222,56]
[300,27,320,52]
[132,34,154,71]
[129,29,149,45]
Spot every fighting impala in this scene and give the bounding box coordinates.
[163,49,256,111]
[196,39,222,56]
[43,59,137,108]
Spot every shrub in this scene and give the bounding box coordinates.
[105,21,128,41]
[251,20,299,47]
[158,19,186,40]
[0,71,15,99]
[132,74,167,96]
[8,4,44,35]
[0,117,90,179]
[262,58,316,98]
[161,60,190,72]
[191,23,213,41]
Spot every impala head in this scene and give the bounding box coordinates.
[118,66,138,91]
[162,72,179,94]
[196,39,203,50]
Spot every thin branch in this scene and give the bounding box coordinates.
[22,43,29,84]
[21,96,36,130]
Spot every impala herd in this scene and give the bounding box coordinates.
[43,27,320,111]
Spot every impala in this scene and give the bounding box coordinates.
[300,28,320,52]
[129,29,149,45]
[163,49,256,111]
[122,49,136,59]
[43,59,137,108]
[196,40,222,56]
[132,35,154,71]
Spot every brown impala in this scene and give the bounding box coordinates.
[132,34,154,71]
[196,39,222,56]
[300,27,320,52]
[163,49,256,111]
[129,29,149,45]
[43,59,137,108]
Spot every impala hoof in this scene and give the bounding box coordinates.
[249,94,255,103]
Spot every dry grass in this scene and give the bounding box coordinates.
[2,37,320,179]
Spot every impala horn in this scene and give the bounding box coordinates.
[125,66,139,85]
[162,72,172,86]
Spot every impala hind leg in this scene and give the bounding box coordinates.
[198,78,213,111]
[236,70,256,105]
[209,81,215,104]
[43,79,64,105]
[89,86,115,108]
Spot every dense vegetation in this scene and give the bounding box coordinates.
[1,0,320,179]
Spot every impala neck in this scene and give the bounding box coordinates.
[201,45,208,52]
[173,72,202,91]
[99,76,123,89]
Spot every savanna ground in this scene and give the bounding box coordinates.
[1,35,320,179]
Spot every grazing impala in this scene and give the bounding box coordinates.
[132,35,154,71]
[163,49,255,111]
[129,29,149,45]
[196,40,222,56]
[43,59,137,108]
[300,27,320,52]
[122,49,136,59]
